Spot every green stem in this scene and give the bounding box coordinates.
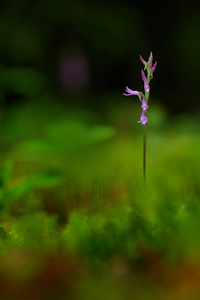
[142,57,152,181]
[143,126,146,182]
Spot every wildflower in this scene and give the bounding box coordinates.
[123,52,157,180]
[123,52,157,128]
[141,98,149,113]
[141,70,150,94]
[137,111,148,128]
[123,86,141,101]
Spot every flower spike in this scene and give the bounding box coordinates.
[123,52,157,127]
[123,53,157,180]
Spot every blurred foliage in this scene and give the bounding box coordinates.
[0,67,46,96]
[0,97,199,298]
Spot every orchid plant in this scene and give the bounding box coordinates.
[123,52,157,180]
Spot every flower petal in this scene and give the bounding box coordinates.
[140,55,147,66]
[123,93,133,96]
[141,70,147,82]
[151,61,157,73]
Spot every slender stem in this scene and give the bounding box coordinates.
[143,126,146,182]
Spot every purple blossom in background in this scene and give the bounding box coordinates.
[59,48,90,91]
[137,111,148,128]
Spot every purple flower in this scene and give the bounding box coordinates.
[151,61,157,73]
[123,86,141,101]
[123,53,157,130]
[140,55,147,69]
[137,111,148,128]
[141,98,149,113]
[141,70,150,94]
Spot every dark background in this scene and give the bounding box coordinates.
[0,0,200,115]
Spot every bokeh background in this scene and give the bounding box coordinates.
[1,0,200,114]
[1,0,200,299]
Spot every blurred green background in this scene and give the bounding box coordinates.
[0,0,200,299]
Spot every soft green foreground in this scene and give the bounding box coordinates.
[0,99,200,299]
